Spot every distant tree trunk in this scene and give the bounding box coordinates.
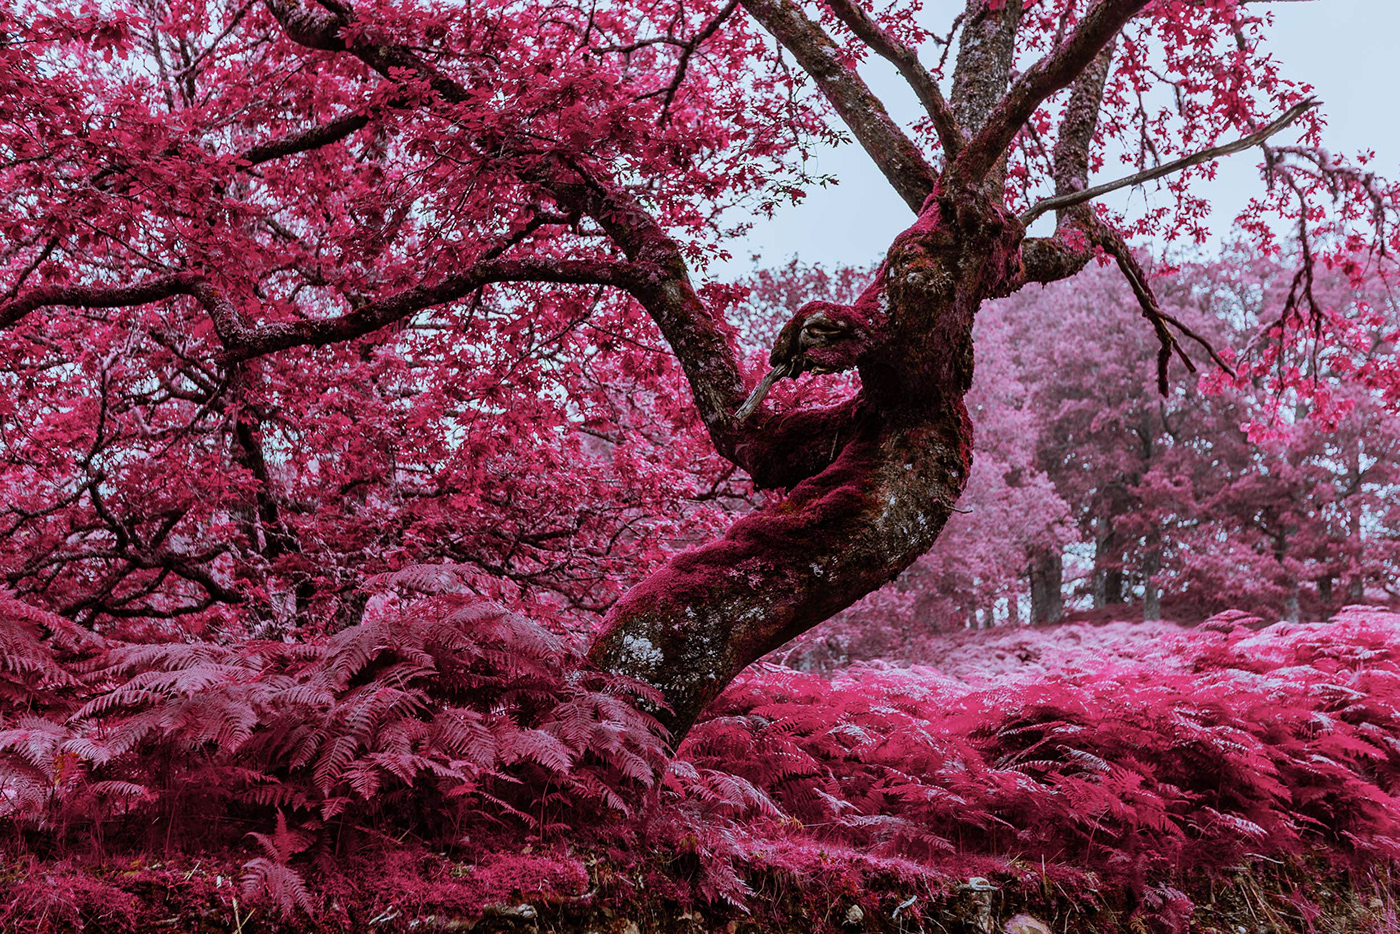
[1271,527,1300,623]
[1093,523,1107,609]
[1347,575,1365,603]
[1029,549,1063,626]
[1318,575,1334,608]
[1105,567,1125,606]
[1093,517,1123,607]
[1142,531,1161,621]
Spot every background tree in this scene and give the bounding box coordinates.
[817,254,1400,642]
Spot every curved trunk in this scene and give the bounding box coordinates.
[589,404,970,739]
[588,193,1023,740]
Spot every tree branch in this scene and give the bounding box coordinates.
[1022,97,1319,225]
[0,257,644,372]
[536,159,757,446]
[4,237,60,301]
[949,0,1023,136]
[1048,39,1117,215]
[241,109,374,166]
[740,0,937,213]
[263,0,846,479]
[651,0,741,126]
[0,273,203,330]
[952,0,1151,189]
[219,257,644,361]
[1092,221,1235,393]
[1017,212,1235,386]
[1019,230,1095,285]
[821,0,963,158]
[1012,39,1117,285]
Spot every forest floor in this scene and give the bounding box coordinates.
[2,847,1395,933]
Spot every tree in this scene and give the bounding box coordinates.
[963,254,1400,626]
[1144,256,1400,621]
[901,299,1072,631]
[1,0,1394,742]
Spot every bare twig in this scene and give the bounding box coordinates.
[1022,97,1319,225]
[4,236,59,300]
[651,0,741,125]
[1093,221,1235,394]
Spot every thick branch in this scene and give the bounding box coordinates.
[949,0,1023,136]
[220,258,642,361]
[947,0,1024,195]
[0,273,203,330]
[1019,231,1095,285]
[734,396,867,490]
[740,0,936,213]
[264,0,476,106]
[1017,218,1234,387]
[241,110,374,166]
[1023,97,1319,225]
[0,258,641,364]
[1012,39,1118,284]
[1049,39,1117,211]
[822,0,963,158]
[953,0,1150,189]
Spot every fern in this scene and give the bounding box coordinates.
[241,858,316,918]
[13,598,1400,925]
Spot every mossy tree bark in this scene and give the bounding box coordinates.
[589,0,1159,740]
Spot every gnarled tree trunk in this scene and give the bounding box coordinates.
[589,190,1024,736]
[590,0,1152,740]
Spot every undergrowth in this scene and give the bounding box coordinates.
[6,584,1400,932]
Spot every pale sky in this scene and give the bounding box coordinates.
[721,0,1400,275]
